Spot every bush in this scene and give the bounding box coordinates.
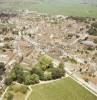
[20,85,28,94]
[69,58,77,64]
[8,84,28,94]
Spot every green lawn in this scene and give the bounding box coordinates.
[4,84,28,100]
[28,77,97,100]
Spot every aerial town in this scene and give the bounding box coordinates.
[0,10,97,100]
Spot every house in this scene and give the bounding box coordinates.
[80,40,97,48]
[0,43,5,47]
[0,54,9,64]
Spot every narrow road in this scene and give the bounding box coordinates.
[0,87,9,100]
[25,86,32,100]
[70,34,88,45]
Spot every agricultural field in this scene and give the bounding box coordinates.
[28,77,97,100]
[0,0,97,18]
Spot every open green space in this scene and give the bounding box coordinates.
[28,77,97,100]
[4,84,28,100]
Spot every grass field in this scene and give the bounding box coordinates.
[0,0,97,18]
[4,84,28,100]
[28,77,97,100]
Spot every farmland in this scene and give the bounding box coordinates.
[0,0,97,18]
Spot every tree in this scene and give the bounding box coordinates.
[24,71,39,85]
[58,62,64,70]
[31,74,39,84]
[0,62,5,68]
[31,67,44,80]
[13,64,25,83]
[93,39,97,44]
[24,71,31,85]
[51,68,65,79]
[0,62,5,75]
[87,28,97,36]
[92,23,97,28]
[44,71,52,81]
[6,92,13,100]
[47,63,54,69]
[38,55,52,71]
[5,76,13,85]
[24,76,32,85]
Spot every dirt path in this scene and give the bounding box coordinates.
[0,87,9,100]
[25,86,32,100]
